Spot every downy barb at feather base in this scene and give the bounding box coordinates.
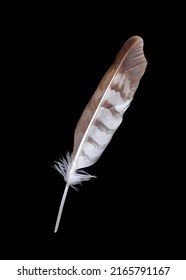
[54,36,147,232]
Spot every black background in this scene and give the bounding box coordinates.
[1,3,185,260]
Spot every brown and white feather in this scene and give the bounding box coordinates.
[54,36,147,232]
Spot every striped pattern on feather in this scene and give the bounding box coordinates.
[71,36,147,170]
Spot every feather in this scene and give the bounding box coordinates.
[54,36,147,232]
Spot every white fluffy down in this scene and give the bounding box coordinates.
[54,152,96,186]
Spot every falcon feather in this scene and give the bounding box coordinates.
[54,36,147,232]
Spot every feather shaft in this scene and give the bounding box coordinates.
[54,183,69,233]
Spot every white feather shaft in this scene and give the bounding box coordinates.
[54,183,69,233]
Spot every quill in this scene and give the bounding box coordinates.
[54,36,147,232]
